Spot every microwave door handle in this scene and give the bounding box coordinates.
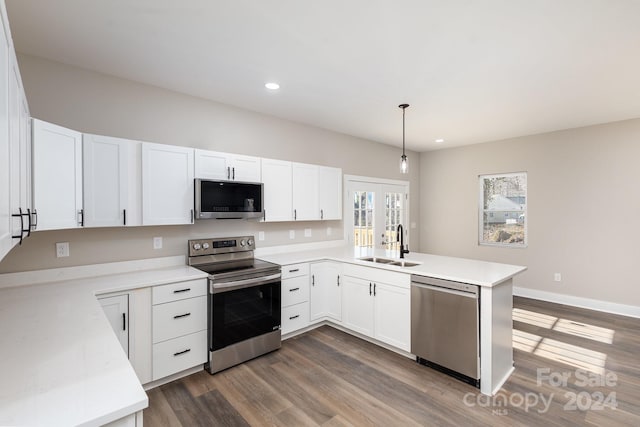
[211,273,282,294]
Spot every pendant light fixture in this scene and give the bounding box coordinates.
[399,103,409,174]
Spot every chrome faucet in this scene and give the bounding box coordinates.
[397,224,410,259]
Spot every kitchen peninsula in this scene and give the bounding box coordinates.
[256,242,527,396]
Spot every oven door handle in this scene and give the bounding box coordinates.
[210,273,281,294]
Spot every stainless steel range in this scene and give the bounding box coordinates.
[188,236,281,374]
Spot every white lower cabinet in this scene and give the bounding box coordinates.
[282,302,309,335]
[342,265,411,352]
[281,263,310,335]
[103,411,143,427]
[309,261,342,323]
[98,294,129,356]
[153,330,208,380]
[151,278,207,381]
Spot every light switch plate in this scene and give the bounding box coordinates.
[258,231,265,241]
[304,228,312,237]
[327,227,332,236]
[289,230,295,239]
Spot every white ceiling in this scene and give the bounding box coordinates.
[6,0,640,152]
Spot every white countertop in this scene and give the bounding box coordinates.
[0,262,207,427]
[258,245,526,287]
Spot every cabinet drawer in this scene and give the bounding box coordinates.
[152,296,207,343]
[152,278,207,305]
[152,330,207,380]
[281,263,309,279]
[282,276,309,307]
[343,264,410,288]
[281,302,309,335]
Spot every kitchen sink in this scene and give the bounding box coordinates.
[358,257,421,268]
[389,261,421,267]
[358,256,394,264]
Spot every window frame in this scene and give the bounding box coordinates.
[478,171,528,248]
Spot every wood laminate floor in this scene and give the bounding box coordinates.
[144,297,640,426]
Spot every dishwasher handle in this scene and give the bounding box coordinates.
[411,281,478,299]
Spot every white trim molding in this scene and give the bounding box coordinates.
[514,286,640,319]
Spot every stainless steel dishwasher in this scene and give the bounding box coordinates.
[411,274,480,387]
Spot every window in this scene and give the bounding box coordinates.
[479,172,527,247]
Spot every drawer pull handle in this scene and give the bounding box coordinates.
[174,312,191,319]
[289,287,300,292]
[174,349,191,356]
[289,268,299,273]
[289,315,300,320]
[173,288,191,293]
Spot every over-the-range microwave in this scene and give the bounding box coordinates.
[194,178,264,219]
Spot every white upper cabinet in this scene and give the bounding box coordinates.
[32,119,83,230]
[292,162,319,221]
[0,5,12,260]
[194,149,261,182]
[83,134,141,227]
[318,166,342,220]
[261,158,292,222]
[142,142,194,225]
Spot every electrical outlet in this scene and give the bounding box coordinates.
[153,237,163,249]
[289,230,295,239]
[56,242,69,258]
[554,273,562,282]
[258,231,265,241]
[326,227,332,236]
[304,228,312,237]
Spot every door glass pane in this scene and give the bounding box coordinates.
[385,192,404,251]
[353,191,374,249]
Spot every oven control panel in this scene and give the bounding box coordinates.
[189,236,255,256]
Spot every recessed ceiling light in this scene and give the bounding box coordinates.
[435,138,445,143]
[265,82,280,90]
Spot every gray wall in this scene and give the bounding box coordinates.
[0,54,420,273]
[419,119,640,307]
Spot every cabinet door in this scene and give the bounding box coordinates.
[261,158,292,222]
[83,134,140,227]
[32,119,83,230]
[99,294,129,357]
[325,262,343,322]
[310,261,343,322]
[373,282,410,351]
[142,142,194,225]
[8,52,30,242]
[341,276,374,337]
[230,154,261,182]
[309,263,325,321]
[194,149,231,180]
[292,162,319,221]
[0,10,11,260]
[318,166,342,220]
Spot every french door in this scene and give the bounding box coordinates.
[345,177,409,251]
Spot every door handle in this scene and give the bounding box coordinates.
[190,209,194,223]
[174,349,191,356]
[321,209,324,220]
[227,167,230,180]
[122,312,126,331]
[232,167,235,180]
[78,209,84,227]
[369,282,372,296]
[11,207,24,244]
[294,209,297,220]
[312,275,315,286]
[289,315,300,320]
[24,208,31,238]
[289,287,300,292]
[337,275,340,286]
[31,209,38,230]
[123,209,127,226]
[374,283,376,296]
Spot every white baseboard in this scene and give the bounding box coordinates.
[514,287,640,319]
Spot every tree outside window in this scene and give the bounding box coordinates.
[479,172,527,247]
